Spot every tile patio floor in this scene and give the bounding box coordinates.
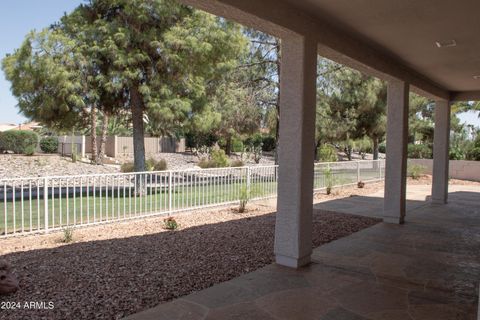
[125,185,480,320]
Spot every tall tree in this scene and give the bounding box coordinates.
[2,29,87,132]
[71,0,246,171]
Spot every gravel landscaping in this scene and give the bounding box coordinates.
[0,195,380,320]
[0,154,118,179]
[0,153,275,179]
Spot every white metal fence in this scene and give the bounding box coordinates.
[0,160,384,237]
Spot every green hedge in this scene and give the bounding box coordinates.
[39,137,59,153]
[0,130,38,155]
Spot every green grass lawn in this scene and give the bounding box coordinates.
[1,168,383,235]
[1,180,278,235]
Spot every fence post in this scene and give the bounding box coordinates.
[44,177,49,233]
[357,161,361,183]
[379,160,382,180]
[168,171,172,213]
[246,166,251,196]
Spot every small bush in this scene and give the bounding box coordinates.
[261,135,276,152]
[378,143,386,154]
[198,158,214,169]
[239,186,249,213]
[153,159,167,171]
[324,168,334,195]
[244,133,263,149]
[62,227,74,243]
[408,144,432,159]
[145,158,156,171]
[121,162,135,173]
[211,149,229,167]
[407,163,425,180]
[39,137,58,153]
[355,138,372,160]
[0,130,38,155]
[232,138,244,153]
[122,159,167,172]
[230,159,244,167]
[357,181,365,189]
[318,144,337,162]
[24,145,35,156]
[163,217,178,230]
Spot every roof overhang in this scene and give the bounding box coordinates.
[180,0,480,102]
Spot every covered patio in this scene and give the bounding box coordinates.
[126,184,480,319]
[128,0,480,318]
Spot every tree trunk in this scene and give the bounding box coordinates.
[91,105,98,164]
[98,111,109,164]
[130,85,146,172]
[314,139,322,161]
[225,136,232,156]
[373,136,379,160]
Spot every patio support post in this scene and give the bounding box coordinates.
[274,34,317,268]
[384,80,409,224]
[432,100,451,204]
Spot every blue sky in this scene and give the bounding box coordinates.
[1,1,479,127]
[0,0,83,124]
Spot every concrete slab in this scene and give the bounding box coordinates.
[125,185,480,320]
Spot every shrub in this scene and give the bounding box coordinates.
[122,159,167,172]
[318,144,337,162]
[210,149,229,167]
[407,163,425,180]
[261,135,276,152]
[244,133,263,148]
[121,162,135,173]
[198,149,230,168]
[378,143,386,154]
[153,159,167,171]
[62,227,74,243]
[230,159,244,167]
[239,186,249,213]
[0,130,38,155]
[355,138,372,160]
[408,144,432,159]
[357,181,365,189]
[324,167,334,195]
[449,146,464,160]
[145,158,156,171]
[198,158,213,169]
[232,138,244,153]
[24,145,35,156]
[39,137,58,153]
[466,147,480,161]
[163,217,178,230]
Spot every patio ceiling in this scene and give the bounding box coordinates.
[181,0,480,101]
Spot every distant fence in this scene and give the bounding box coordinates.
[57,136,186,158]
[409,159,480,182]
[0,160,385,237]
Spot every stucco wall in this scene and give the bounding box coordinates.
[409,159,480,182]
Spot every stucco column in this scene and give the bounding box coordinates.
[384,80,409,224]
[274,34,317,268]
[432,100,451,204]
